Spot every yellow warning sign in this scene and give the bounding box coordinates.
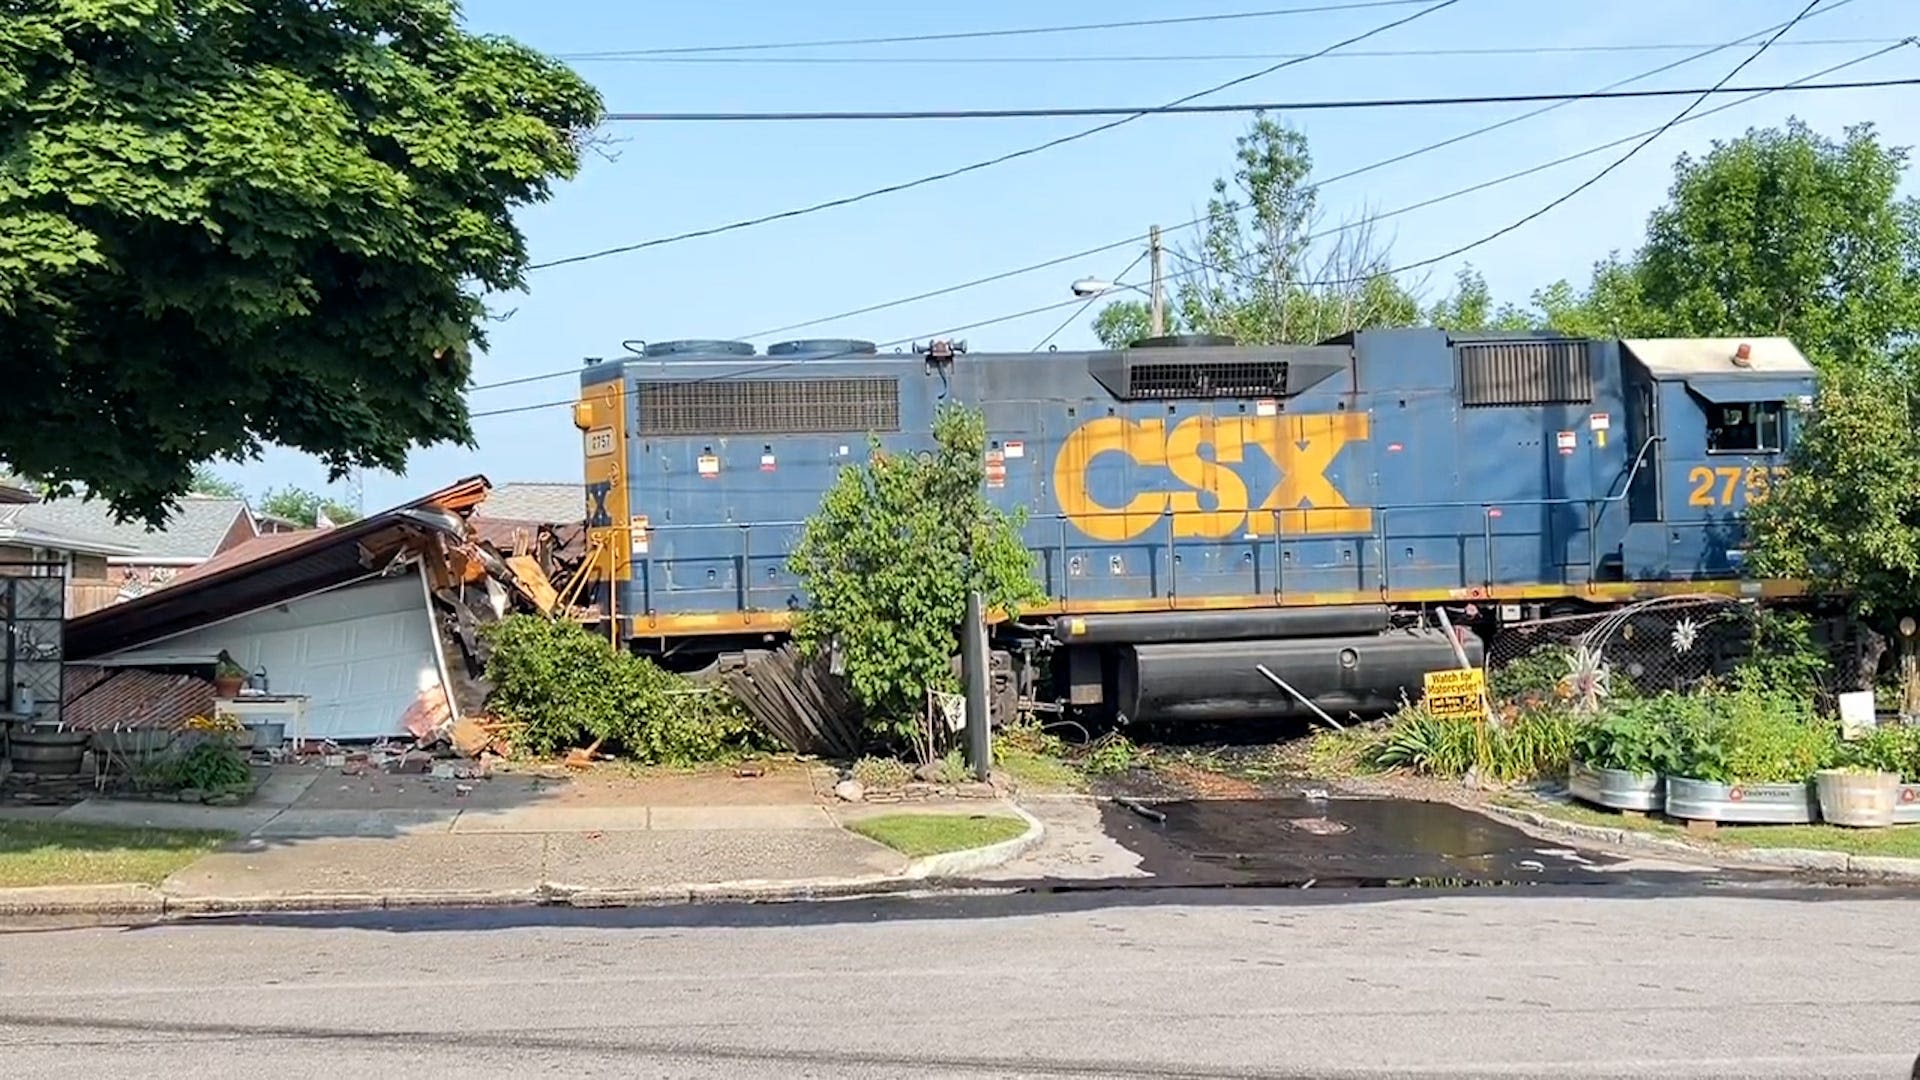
[1422,667,1486,720]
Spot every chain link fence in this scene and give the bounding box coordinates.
[1484,597,1852,705]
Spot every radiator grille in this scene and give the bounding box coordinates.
[637,378,901,435]
[1457,340,1592,407]
[1128,361,1288,400]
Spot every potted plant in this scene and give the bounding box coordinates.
[1569,695,1684,812]
[212,651,246,698]
[1662,688,1836,824]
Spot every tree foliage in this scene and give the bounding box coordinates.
[1636,119,1920,372]
[789,405,1043,738]
[187,465,245,499]
[257,485,357,527]
[0,0,604,527]
[1093,115,1423,348]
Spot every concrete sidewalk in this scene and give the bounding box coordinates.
[0,763,1045,915]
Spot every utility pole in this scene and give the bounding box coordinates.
[1148,224,1165,337]
[962,590,991,781]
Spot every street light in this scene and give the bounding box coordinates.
[1070,277,1149,298]
[1072,223,1166,334]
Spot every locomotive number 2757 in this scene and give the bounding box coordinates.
[1687,464,1788,507]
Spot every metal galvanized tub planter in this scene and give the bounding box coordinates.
[91,728,177,763]
[1895,783,1920,825]
[1568,759,1665,812]
[1663,776,1819,824]
[8,724,90,776]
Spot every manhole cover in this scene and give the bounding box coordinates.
[1285,817,1351,835]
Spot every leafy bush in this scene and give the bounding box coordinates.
[148,739,251,791]
[482,615,763,764]
[1080,733,1145,776]
[1490,644,1574,704]
[1839,724,1920,781]
[1725,609,1830,699]
[1370,701,1574,783]
[1670,688,1838,784]
[1571,693,1693,776]
[788,404,1044,743]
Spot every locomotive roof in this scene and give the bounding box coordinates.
[1622,337,1812,377]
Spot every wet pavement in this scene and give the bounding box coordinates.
[1096,795,1630,886]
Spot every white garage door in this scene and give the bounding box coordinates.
[103,573,445,741]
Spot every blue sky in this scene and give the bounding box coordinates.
[223,0,1915,511]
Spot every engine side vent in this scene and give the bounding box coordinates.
[637,377,901,435]
[1457,340,1592,407]
[1127,360,1288,400]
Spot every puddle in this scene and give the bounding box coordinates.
[1098,796,1625,887]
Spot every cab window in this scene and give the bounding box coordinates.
[1706,401,1783,453]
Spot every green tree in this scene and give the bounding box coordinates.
[1635,119,1920,371]
[1425,266,1534,332]
[1746,362,1920,709]
[1094,115,1423,348]
[0,1,603,527]
[257,485,358,528]
[788,405,1043,748]
[188,465,246,500]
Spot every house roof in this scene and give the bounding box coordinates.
[62,666,216,732]
[10,495,252,562]
[0,505,139,558]
[476,482,583,525]
[66,476,491,660]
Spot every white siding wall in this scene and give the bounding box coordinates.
[104,575,444,741]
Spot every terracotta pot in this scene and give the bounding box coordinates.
[214,675,244,698]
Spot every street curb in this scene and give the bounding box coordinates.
[900,802,1046,881]
[0,805,1049,920]
[1480,802,1920,881]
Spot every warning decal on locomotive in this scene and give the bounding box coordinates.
[1051,412,1371,542]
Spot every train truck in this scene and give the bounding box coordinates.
[569,328,1815,726]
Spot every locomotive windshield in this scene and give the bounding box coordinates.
[1706,400,1784,453]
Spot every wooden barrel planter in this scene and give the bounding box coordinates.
[1568,760,1665,812]
[1814,770,1900,828]
[8,725,90,776]
[1664,776,1819,824]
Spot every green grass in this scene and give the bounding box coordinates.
[994,746,1087,793]
[1499,795,1920,857]
[846,813,1029,858]
[1720,824,1920,857]
[0,821,233,887]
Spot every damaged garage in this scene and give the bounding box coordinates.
[62,476,556,744]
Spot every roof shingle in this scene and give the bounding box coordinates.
[10,496,251,561]
[478,483,583,526]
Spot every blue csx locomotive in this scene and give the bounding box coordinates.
[571,328,1815,724]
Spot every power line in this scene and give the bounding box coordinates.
[1285,0,1835,290]
[555,1,1433,59]
[478,13,1880,393]
[526,0,1465,272]
[467,37,1908,409]
[563,38,1905,65]
[601,77,1916,122]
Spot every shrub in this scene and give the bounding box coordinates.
[1839,724,1920,781]
[788,404,1044,744]
[1670,688,1838,784]
[481,615,763,764]
[1571,693,1692,776]
[1370,701,1574,784]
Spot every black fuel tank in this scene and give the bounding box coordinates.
[1114,629,1482,725]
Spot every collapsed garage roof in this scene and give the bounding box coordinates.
[65,476,493,660]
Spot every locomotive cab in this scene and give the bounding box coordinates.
[1617,337,1815,582]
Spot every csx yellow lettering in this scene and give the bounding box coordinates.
[1052,416,1171,542]
[1164,416,1250,539]
[1247,413,1372,536]
[1052,412,1369,541]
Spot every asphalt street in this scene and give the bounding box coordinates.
[2,885,1915,1078]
